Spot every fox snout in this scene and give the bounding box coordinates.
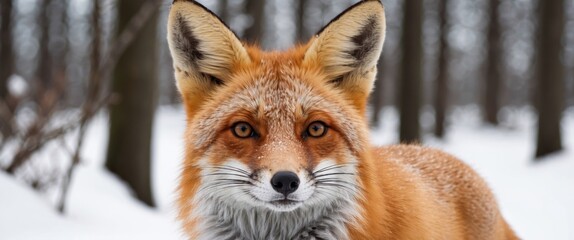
[270,171,300,196]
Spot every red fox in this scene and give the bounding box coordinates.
[167,0,518,239]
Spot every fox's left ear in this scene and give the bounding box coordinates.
[303,0,385,111]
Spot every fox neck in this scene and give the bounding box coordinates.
[191,191,359,240]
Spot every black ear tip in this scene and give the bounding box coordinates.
[316,0,384,36]
[171,0,240,40]
[362,0,383,5]
[173,0,193,4]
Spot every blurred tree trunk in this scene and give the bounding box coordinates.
[217,0,229,22]
[434,0,449,138]
[37,0,52,96]
[51,0,68,100]
[0,0,14,99]
[88,0,101,106]
[370,56,384,126]
[398,0,423,143]
[534,0,565,159]
[243,0,265,44]
[296,0,308,43]
[483,0,502,125]
[106,0,159,207]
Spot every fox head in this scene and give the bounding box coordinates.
[168,0,385,236]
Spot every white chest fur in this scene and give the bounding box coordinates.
[191,198,356,240]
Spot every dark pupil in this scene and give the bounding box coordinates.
[311,124,324,136]
[312,125,320,132]
[239,125,249,134]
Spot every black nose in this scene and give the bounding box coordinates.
[270,171,300,196]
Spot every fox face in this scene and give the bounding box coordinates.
[188,77,364,213]
[168,0,385,238]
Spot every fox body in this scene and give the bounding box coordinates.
[167,0,517,239]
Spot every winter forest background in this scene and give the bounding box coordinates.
[1,0,573,239]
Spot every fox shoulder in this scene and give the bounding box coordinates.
[370,145,517,239]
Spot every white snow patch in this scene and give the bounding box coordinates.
[7,74,28,97]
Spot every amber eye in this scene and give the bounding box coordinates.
[232,122,254,138]
[307,121,327,138]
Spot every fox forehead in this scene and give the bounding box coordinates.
[187,53,365,153]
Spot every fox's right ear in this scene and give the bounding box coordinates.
[303,0,385,113]
[167,0,251,117]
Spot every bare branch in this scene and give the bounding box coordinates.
[57,0,162,214]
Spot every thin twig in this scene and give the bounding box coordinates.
[57,0,163,214]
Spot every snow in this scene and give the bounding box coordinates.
[7,74,28,97]
[1,106,573,240]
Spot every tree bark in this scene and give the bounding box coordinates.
[106,0,159,207]
[217,0,229,22]
[37,0,52,94]
[483,0,502,125]
[534,0,565,159]
[434,0,449,138]
[243,0,265,44]
[51,0,68,99]
[398,0,423,143]
[370,55,384,126]
[0,0,14,99]
[296,0,307,43]
[89,0,101,99]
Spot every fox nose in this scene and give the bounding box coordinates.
[271,171,300,196]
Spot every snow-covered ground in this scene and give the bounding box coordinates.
[1,106,573,240]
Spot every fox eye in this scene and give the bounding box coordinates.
[307,121,327,138]
[232,122,254,138]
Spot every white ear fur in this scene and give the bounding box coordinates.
[167,0,251,87]
[303,0,386,85]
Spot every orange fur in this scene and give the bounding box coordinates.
[167,0,518,239]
